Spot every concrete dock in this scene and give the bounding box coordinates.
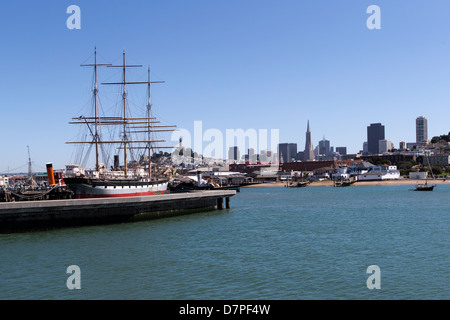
[0,190,236,233]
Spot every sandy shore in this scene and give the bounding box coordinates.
[242,179,450,188]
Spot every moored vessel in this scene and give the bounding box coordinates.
[412,151,436,191]
[65,48,175,199]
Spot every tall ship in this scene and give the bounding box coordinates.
[64,48,176,198]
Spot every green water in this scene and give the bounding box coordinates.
[0,185,449,299]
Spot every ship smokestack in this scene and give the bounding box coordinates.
[197,171,202,187]
[46,163,56,186]
[114,155,120,170]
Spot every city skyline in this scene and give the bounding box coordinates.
[1,1,450,171]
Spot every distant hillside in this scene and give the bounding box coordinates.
[431,132,450,143]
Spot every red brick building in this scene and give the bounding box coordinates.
[282,160,355,172]
[229,163,279,174]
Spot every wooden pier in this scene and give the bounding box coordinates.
[0,190,236,233]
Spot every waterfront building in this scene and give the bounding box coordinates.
[416,116,428,145]
[367,123,385,154]
[282,160,354,173]
[229,163,279,174]
[428,155,450,166]
[409,171,428,180]
[360,153,416,165]
[357,165,400,181]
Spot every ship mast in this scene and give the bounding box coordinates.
[68,49,176,179]
[147,66,152,178]
[113,65,173,179]
[104,50,142,177]
[80,47,111,171]
[122,51,129,176]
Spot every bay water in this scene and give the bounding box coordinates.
[1,185,448,299]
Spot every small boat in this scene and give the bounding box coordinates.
[413,182,435,191]
[168,173,240,193]
[334,180,354,187]
[334,175,356,187]
[412,151,436,191]
[287,181,309,188]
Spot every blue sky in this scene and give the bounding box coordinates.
[1,1,450,171]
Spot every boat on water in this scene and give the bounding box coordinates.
[168,172,240,193]
[64,48,176,199]
[287,181,309,188]
[334,176,356,187]
[412,151,436,192]
[413,182,435,191]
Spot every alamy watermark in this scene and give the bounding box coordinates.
[66,5,81,30]
[170,121,280,168]
[367,5,381,30]
[65,5,381,31]
[366,265,381,289]
[66,265,81,290]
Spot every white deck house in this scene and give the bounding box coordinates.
[357,165,400,181]
[332,167,350,180]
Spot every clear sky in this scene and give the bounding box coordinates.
[1,0,450,172]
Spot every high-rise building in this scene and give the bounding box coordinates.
[379,140,393,153]
[416,116,428,145]
[367,123,385,154]
[363,141,368,154]
[260,149,273,163]
[336,147,347,155]
[318,138,330,156]
[278,143,298,163]
[278,143,289,163]
[228,146,240,161]
[247,148,257,163]
[289,143,297,162]
[304,120,314,161]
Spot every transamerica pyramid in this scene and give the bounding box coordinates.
[304,120,314,161]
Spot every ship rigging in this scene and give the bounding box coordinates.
[64,48,176,198]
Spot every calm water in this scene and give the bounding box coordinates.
[0,185,449,300]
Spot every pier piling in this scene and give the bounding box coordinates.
[217,197,224,210]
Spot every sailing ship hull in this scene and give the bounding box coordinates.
[64,177,168,199]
